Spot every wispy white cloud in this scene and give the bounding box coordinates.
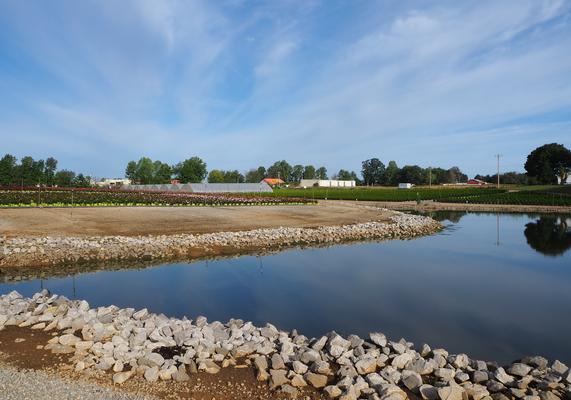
[0,0,569,177]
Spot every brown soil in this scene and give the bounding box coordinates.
[0,202,389,237]
[0,326,324,399]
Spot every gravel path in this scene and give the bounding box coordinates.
[0,363,157,400]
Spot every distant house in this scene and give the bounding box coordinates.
[299,179,356,188]
[262,178,285,186]
[398,183,413,189]
[467,179,487,185]
[95,178,131,188]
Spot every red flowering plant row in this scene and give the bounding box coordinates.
[0,187,315,207]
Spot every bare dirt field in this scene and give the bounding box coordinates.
[0,202,389,238]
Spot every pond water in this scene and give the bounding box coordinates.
[1,211,571,365]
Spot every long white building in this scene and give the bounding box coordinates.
[299,179,356,188]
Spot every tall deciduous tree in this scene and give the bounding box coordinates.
[267,160,292,182]
[445,166,468,184]
[337,169,356,181]
[55,170,76,187]
[173,157,207,183]
[399,165,425,185]
[153,161,172,184]
[125,161,137,182]
[303,165,316,179]
[291,165,304,182]
[316,166,328,180]
[361,158,385,185]
[44,157,58,186]
[245,166,266,183]
[525,143,571,184]
[0,154,17,186]
[384,161,399,186]
[208,169,225,183]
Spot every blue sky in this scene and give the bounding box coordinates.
[1,0,570,179]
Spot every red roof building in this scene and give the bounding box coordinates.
[262,178,285,186]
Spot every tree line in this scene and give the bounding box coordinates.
[0,154,91,187]
[124,156,469,186]
[124,157,331,184]
[360,159,468,186]
[4,142,568,189]
[475,143,571,185]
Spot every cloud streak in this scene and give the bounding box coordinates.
[0,0,569,177]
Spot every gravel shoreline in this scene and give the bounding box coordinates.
[1,290,570,400]
[0,210,441,268]
[0,360,157,400]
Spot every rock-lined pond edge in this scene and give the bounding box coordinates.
[1,290,570,400]
[0,210,441,269]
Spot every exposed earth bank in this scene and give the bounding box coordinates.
[0,204,441,269]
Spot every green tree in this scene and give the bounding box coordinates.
[0,154,17,186]
[303,165,316,179]
[153,161,172,184]
[525,143,571,184]
[445,166,467,184]
[55,170,76,187]
[337,169,354,180]
[223,170,244,183]
[267,160,292,182]
[384,161,399,185]
[136,157,155,184]
[245,166,266,183]
[399,165,425,185]
[173,157,207,183]
[291,165,304,182]
[73,173,92,187]
[208,169,225,183]
[316,166,328,180]
[16,156,36,186]
[44,157,58,186]
[361,158,385,185]
[430,167,447,185]
[125,161,137,182]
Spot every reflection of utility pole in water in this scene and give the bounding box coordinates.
[257,255,264,276]
[496,214,501,246]
[72,275,76,299]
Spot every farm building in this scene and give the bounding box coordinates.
[300,179,356,188]
[126,182,273,193]
[398,183,413,189]
[95,178,131,188]
[467,179,487,185]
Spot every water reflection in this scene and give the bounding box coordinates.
[524,216,571,256]
[1,212,571,365]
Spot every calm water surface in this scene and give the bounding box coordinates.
[1,211,570,365]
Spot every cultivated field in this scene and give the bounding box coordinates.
[0,187,312,208]
[261,185,571,206]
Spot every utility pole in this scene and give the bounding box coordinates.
[428,167,432,188]
[495,154,502,189]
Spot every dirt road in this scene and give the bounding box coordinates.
[0,202,389,237]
